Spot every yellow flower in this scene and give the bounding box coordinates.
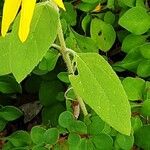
[1,0,65,42]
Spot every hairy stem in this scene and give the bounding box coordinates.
[57,19,74,74]
[57,19,88,116]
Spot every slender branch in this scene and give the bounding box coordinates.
[52,43,61,50]
[57,19,74,74]
[52,44,76,56]
[76,95,88,116]
[57,19,88,116]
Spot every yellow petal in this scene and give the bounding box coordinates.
[92,4,102,13]
[19,0,36,42]
[1,0,21,37]
[53,0,65,10]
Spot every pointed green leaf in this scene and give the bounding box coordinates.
[69,53,131,135]
[0,35,11,76]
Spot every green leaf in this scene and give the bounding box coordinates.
[30,126,46,144]
[7,131,31,147]
[79,139,94,150]
[87,116,105,135]
[107,0,115,9]
[0,35,11,76]
[42,103,65,126]
[39,80,63,106]
[0,106,23,121]
[0,75,21,94]
[121,34,146,53]
[69,53,131,135]
[68,133,81,147]
[120,0,136,7]
[57,72,70,83]
[104,11,115,25]
[12,147,29,150]
[135,125,150,150]
[61,2,77,26]
[72,30,99,53]
[32,145,48,150]
[38,49,60,72]
[143,81,150,100]
[136,0,145,7]
[114,46,143,72]
[2,141,14,150]
[77,2,98,12]
[137,60,150,77]
[91,18,116,52]
[68,121,87,134]
[91,133,113,150]
[0,2,59,82]
[140,43,150,59]
[44,128,59,145]
[141,99,150,116]
[131,116,143,132]
[82,15,91,33]
[0,118,7,132]
[115,133,134,150]
[122,77,145,101]
[58,111,75,128]
[119,7,150,35]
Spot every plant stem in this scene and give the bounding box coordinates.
[57,19,74,75]
[76,95,88,116]
[57,19,88,116]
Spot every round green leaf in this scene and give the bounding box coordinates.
[79,139,94,150]
[141,99,150,116]
[68,133,81,147]
[140,43,150,59]
[122,77,145,101]
[137,60,150,78]
[7,131,31,147]
[131,116,143,132]
[68,121,87,134]
[91,18,116,52]
[87,116,105,135]
[115,133,134,150]
[91,133,113,150]
[119,7,150,35]
[135,125,150,150]
[44,128,59,145]
[58,111,75,128]
[30,126,46,144]
[104,11,115,25]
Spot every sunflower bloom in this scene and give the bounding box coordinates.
[1,0,65,42]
